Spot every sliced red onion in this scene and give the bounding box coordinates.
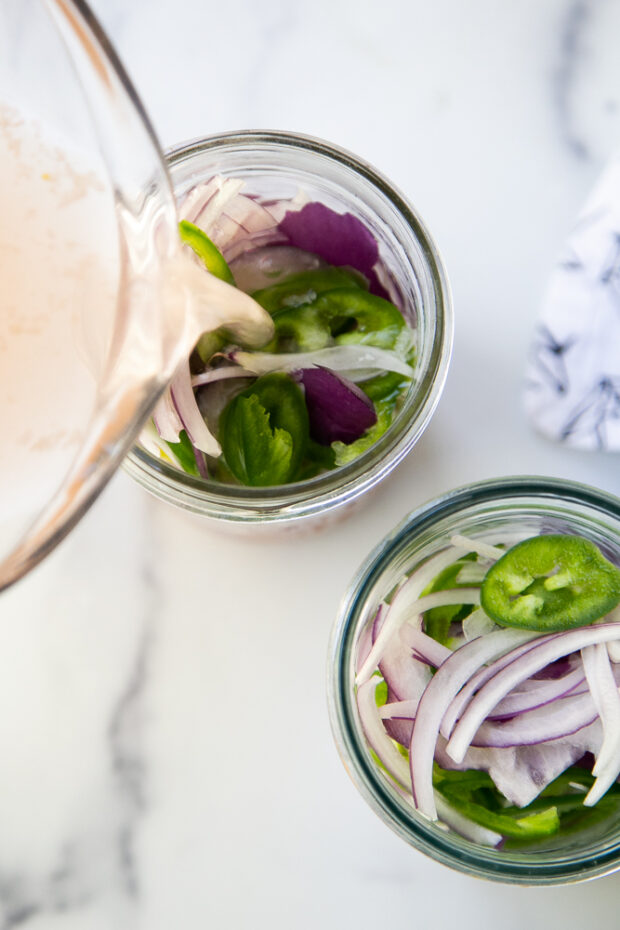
[531,656,575,680]
[262,190,308,225]
[372,747,502,846]
[357,677,411,789]
[455,564,488,586]
[606,607,620,661]
[139,419,183,467]
[179,176,289,265]
[435,725,603,809]
[449,534,504,560]
[190,366,255,389]
[387,689,599,750]
[440,634,558,740]
[581,643,620,804]
[178,176,238,224]
[446,623,620,767]
[487,667,585,720]
[372,599,432,738]
[355,607,380,675]
[380,699,418,721]
[433,792,502,846]
[223,193,278,234]
[230,345,414,379]
[192,446,208,479]
[152,386,183,444]
[462,608,497,641]
[469,691,598,748]
[582,643,620,773]
[408,628,538,820]
[374,609,433,704]
[229,245,326,294]
[358,678,499,845]
[296,367,376,445]
[170,360,221,457]
[403,626,453,668]
[356,543,484,686]
[184,178,243,233]
[223,229,288,263]
[382,688,416,746]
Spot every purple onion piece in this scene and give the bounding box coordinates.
[193,446,209,479]
[278,202,388,298]
[296,367,377,445]
[383,692,415,747]
[531,656,574,680]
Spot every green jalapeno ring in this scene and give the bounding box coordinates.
[179,220,235,286]
[251,267,367,315]
[312,288,406,350]
[261,286,408,354]
[480,534,620,633]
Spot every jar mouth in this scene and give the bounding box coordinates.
[328,476,620,884]
[125,130,453,522]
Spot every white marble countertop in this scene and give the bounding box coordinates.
[2,0,620,926]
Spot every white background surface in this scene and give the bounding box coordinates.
[2,0,620,927]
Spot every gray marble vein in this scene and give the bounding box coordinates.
[106,579,156,901]
[0,479,159,929]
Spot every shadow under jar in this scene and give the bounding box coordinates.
[328,476,620,884]
[124,131,452,530]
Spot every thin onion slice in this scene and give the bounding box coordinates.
[409,628,539,820]
[152,385,183,443]
[231,345,415,379]
[356,543,484,686]
[170,361,221,456]
[440,634,558,739]
[581,643,620,804]
[190,366,255,389]
[446,623,620,767]
[433,793,502,847]
[359,679,501,846]
[469,691,598,748]
[403,626,452,668]
[357,677,410,789]
[380,699,419,721]
[462,608,497,641]
[487,666,585,720]
[357,578,480,686]
[449,534,504,561]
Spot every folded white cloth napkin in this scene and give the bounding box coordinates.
[524,158,620,451]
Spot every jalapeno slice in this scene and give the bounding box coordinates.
[252,267,367,315]
[480,534,620,632]
[179,220,235,286]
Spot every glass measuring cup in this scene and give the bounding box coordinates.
[0,0,267,590]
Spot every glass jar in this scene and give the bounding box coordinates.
[124,131,453,529]
[328,476,620,884]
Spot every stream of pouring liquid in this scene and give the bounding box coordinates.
[0,107,271,590]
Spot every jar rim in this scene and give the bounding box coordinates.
[125,130,453,523]
[328,475,620,884]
